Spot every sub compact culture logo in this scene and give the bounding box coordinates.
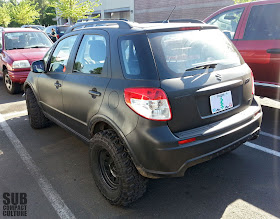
[2,193,27,217]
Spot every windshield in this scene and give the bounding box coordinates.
[4,32,52,50]
[148,29,244,79]
[57,26,69,34]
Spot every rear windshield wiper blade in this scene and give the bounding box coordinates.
[185,63,218,72]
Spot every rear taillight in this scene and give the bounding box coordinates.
[57,35,59,39]
[251,71,255,95]
[124,88,172,121]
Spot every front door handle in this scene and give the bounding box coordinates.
[89,88,101,98]
[267,48,280,54]
[54,81,62,89]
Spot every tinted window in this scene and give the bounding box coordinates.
[149,29,243,79]
[119,34,158,80]
[73,35,106,74]
[49,35,77,72]
[243,3,280,40]
[4,32,52,50]
[57,26,69,34]
[45,26,52,34]
[207,8,244,40]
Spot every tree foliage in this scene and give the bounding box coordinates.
[0,4,11,27]
[10,0,40,25]
[233,0,257,4]
[52,0,100,24]
[0,0,40,27]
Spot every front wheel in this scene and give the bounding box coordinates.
[3,70,21,94]
[90,130,147,206]
[25,88,50,129]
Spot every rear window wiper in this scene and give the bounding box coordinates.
[185,63,218,72]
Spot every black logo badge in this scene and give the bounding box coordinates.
[2,193,27,217]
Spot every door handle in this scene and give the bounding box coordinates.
[54,81,62,89]
[267,48,280,54]
[89,88,101,98]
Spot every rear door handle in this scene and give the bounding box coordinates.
[54,81,62,89]
[267,48,280,54]
[89,88,101,98]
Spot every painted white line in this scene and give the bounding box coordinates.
[260,131,280,141]
[244,142,280,158]
[3,110,28,118]
[0,113,76,219]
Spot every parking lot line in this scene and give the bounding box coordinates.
[244,142,280,158]
[260,131,280,141]
[2,110,28,118]
[0,113,76,219]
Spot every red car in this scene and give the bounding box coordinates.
[204,0,280,99]
[0,28,52,94]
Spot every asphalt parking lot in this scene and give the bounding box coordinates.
[0,81,280,219]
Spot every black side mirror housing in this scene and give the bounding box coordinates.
[31,60,45,73]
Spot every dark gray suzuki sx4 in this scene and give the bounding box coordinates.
[24,20,262,206]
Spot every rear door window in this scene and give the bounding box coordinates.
[207,8,244,40]
[73,35,106,74]
[243,3,280,40]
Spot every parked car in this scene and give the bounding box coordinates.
[0,28,53,94]
[21,25,45,31]
[204,0,280,99]
[24,20,262,206]
[44,25,70,40]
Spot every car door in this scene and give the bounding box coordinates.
[62,30,111,138]
[234,1,280,98]
[37,34,78,120]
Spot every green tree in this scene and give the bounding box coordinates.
[42,6,56,26]
[52,0,100,24]
[233,0,257,4]
[0,4,12,27]
[10,0,40,25]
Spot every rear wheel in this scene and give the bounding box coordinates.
[3,70,21,94]
[25,88,49,129]
[89,130,147,206]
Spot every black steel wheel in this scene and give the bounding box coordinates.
[90,130,147,206]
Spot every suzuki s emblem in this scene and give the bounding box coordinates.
[215,74,222,82]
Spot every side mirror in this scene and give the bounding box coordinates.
[31,60,45,73]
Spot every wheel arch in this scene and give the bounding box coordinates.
[88,115,144,176]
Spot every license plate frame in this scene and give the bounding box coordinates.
[210,91,233,114]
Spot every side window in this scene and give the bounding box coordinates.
[73,35,106,74]
[243,4,280,40]
[45,26,52,34]
[207,8,244,40]
[0,33,2,49]
[49,35,77,72]
[120,40,140,76]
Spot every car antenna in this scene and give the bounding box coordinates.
[163,6,176,23]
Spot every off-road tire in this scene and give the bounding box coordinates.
[90,130,147,206]
[3,69,21,94]
[25,88,49,129]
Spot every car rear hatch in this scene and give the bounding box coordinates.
[148,28,254,133]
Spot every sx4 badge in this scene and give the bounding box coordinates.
[2,193,27,217]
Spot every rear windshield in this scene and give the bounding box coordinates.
[148,29,244,79]
[57,26,69,34]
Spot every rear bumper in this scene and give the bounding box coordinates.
[8,70,30,84]
[125,100,262,179]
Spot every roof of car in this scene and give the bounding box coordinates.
[2,28,41,33]
[69,20,217,33]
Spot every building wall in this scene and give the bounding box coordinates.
[92,0,134,21]
[134,0,234,23]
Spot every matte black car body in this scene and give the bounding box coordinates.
[25,21,262,180]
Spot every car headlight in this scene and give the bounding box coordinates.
[12,60,31,69]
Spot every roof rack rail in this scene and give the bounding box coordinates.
[150,19,204,24]
[78,20,134,29]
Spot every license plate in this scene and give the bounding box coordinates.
[210,91,233,114]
